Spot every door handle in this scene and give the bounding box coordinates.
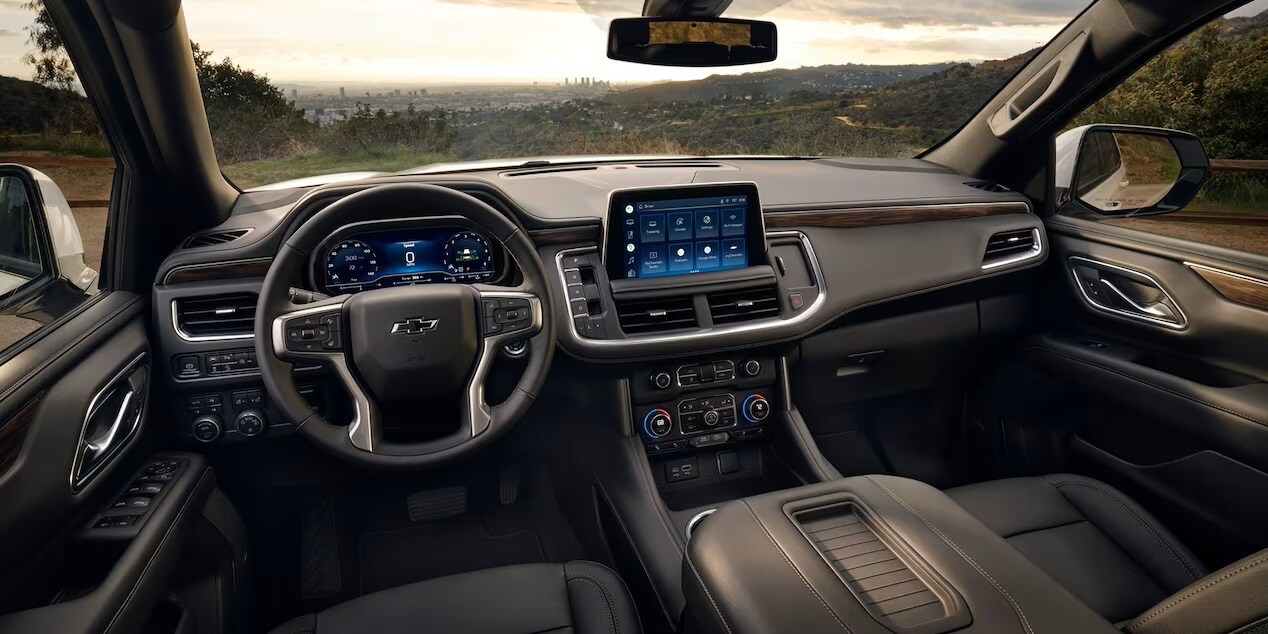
[1098,279,1179,321]
[82,390,136,466]
[72,354,149,490]
[1068,256,1187,329]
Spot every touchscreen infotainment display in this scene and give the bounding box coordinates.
[605,183,764,280]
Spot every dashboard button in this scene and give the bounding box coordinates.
[567,285,585,301]
[563,269,582,286]
[569,299,589,318]
[651,372,672,389]
[175,355,201,378]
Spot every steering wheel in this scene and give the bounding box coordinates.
[254,183,556,469]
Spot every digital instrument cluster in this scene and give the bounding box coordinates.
[321,226,497,292]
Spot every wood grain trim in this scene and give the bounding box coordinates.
[162,257,273,284]
[0,395,41,477]
[529,225,602,246]
[763,201,1030,229]
[1188,263,1268,311]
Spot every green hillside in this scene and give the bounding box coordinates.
[0,74,89,134]
[614,63,953,104]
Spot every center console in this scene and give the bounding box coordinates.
[683,476,1119,634]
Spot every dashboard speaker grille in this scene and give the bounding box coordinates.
[175,293,257,338]
[708,286,780,325]
[983,229,1037,264]
[615,296,697,335]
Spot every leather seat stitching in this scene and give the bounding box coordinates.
[566,574,619,634]
[741,501,853,632]
[1046,479,1202,581]
[685,548,734,634]
[1127,553,1268,630]
[867,476,1035,634]
[1028,346,1268,429]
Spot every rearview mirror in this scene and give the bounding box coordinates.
[1055,124,1209,218]
[607,17,777,67]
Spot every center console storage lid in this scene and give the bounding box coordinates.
[683,475,1118,634]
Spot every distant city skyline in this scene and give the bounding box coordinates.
[0,0,1265,84]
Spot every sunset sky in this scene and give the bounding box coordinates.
[0,0,1265,84]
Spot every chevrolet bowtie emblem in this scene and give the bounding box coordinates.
[391,317,439,335]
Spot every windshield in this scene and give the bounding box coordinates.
[172,0,1105,187]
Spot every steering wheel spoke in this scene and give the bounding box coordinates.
[269,296,382,452]
[465,287,544,436]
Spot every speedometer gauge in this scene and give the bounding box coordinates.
[325,240,380,287]
[442,231,494,278]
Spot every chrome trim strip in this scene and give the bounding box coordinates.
[686,508,717,540]
[1185,262,1268,288]
[981,227,1044,271]
[171,299,255,343]
[1068,256,1188,330]
[555,230,825,349]
[71,352,149,492]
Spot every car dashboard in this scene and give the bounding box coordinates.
[149,156,1046,446]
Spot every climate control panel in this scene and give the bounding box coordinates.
[631,355,777,455]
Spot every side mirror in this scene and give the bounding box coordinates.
[0,164,97,321]
[1055,124,1209,218]
[608,17,777,67]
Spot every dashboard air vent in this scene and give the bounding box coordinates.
[964,181,1010,193]
[174,293,257,339]
[983,229,1038,265]
[708,286,780,325]
[616,296,697,335]
[183,228,250,248]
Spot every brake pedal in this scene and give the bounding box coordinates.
[499,463,522,505]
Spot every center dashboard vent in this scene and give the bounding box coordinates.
[708,286,780,325]
[616,296,697,335]
[183,228,250,248]
[174,293,257,339]
[983,228,1038,266]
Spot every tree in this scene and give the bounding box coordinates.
[20,0,75,91]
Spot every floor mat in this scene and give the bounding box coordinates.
[358,514,546,593]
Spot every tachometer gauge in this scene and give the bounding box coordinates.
[325,240,380,287]
[442,231,494,278]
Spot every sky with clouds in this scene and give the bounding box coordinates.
[0,0,1265,84]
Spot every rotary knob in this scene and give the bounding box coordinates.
[643,409,673,438]
[651,372,673,389]
[743,394,770,423]
[192,415,222,443]
[742,360,761,377]
[703,409,721,426]
[235,409,266,438]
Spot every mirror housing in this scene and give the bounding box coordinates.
[1055,124,1209,218]
[0,164,98,318]
[608,17,777,67]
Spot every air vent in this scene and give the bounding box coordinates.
[708,286,780,325]
[616,296,697,335]
[983,229,1039,267]
[174,293,257,339]
[183,228,250,248]
[964,181,1010,193]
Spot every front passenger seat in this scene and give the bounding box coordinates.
[270,561,640,634]
[945,474,1205,625]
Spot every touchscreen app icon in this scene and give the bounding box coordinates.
[625,205,634,213]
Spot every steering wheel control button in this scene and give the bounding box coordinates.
[235,410,267,437]
[652,372,673,389]
[644,409,673,439]
[743,394,771,423]
[192,415,222,443]
[742,359,761,377]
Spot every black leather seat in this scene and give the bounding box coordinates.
[270,561,641,634]
[945,474,1208,624]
